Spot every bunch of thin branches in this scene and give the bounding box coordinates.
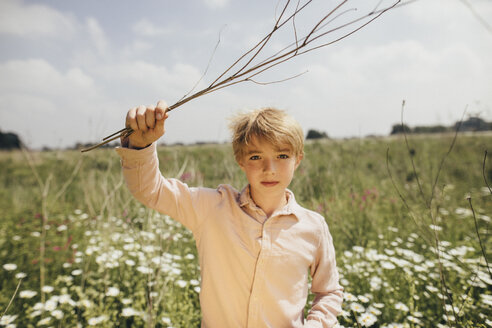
[81,0,402,152]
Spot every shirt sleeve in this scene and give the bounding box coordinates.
[115,143,210,232]
[304,220,344,328]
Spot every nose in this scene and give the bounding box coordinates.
[262,159,275,174]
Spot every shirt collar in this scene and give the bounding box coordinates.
[238,185,301,220]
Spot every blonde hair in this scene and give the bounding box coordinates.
[229,107,304,162]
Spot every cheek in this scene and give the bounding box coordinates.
[285,162,297,176]
[241,163,259,176]
[276,165,290,176]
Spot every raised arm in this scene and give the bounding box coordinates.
[116,100,203,232]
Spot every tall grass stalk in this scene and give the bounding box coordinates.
[0,278,22,319]
[21,147,83,304]
[387,103,488,327]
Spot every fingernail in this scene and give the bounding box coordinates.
[156,113,163,120]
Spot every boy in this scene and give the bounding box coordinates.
[116,100,343,327]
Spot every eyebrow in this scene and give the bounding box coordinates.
[245,147,292,155]
[246,149,261,155]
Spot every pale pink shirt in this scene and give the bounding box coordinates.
[116,143,343,328]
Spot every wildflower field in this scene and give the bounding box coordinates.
[0,133,490,327]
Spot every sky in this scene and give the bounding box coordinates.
[0,0,491,149]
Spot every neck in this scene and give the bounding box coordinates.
[249,187,287,218]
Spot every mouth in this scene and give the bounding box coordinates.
[261,181,279,187]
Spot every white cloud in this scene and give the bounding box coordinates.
[122,40,154,58]
[86,17,109,57]
[132,19,171,37]
[204,0,229,9]
[0,59,115,148]
[401,0,492,44]
[406,0,492,25]
[263,37,492,137]
[0,56,208,148]
[0,59,95,97]
[0,0,76,38]
[96,61,203,102]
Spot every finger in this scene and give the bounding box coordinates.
[136,105,148,132]
[155,100,169,120]
[154,114,166,137]
[126,107,138,132]
[155,102,169,137]
[146,105,156,129]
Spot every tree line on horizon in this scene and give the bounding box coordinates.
[389,116,492,135]
[1,116,491,150]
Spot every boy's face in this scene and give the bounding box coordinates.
[238,136,302,196]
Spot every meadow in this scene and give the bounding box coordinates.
[0,133,490,327]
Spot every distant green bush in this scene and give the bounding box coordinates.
[390,116,491,135]
[306,129,329,140]
[0,130,22,149]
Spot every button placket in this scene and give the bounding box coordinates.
[246,220,273,327]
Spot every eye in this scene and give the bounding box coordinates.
[249,155,261,160]
[278,154,290,159]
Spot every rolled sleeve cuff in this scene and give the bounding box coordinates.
[303,320,324,328]
[115,143,157,166]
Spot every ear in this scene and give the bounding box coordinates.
[294,153,303,169]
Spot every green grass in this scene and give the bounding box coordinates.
[0,133,490,327]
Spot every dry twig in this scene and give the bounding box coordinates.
[467,196,491,278]
[483,150,492,194]
[81,0,402,152]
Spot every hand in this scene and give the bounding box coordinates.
[122,100,169,149]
